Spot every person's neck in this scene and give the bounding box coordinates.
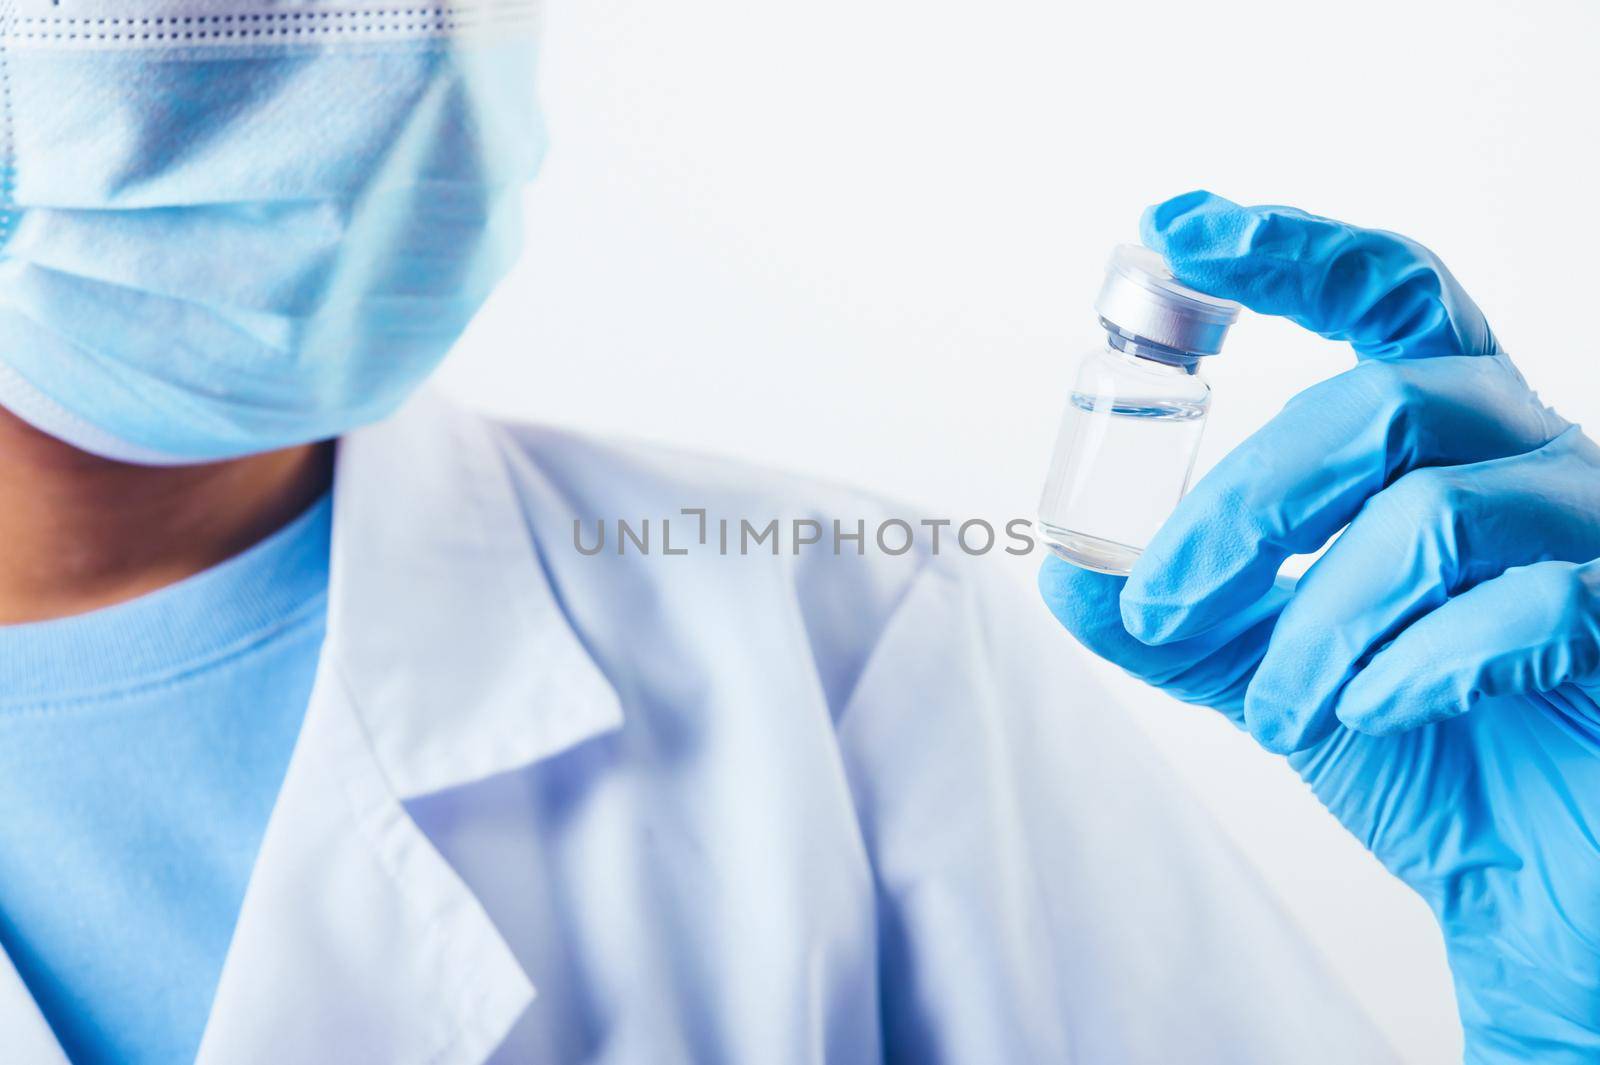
[0,408,334,625]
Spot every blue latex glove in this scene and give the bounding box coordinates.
[1041,191,1600,1063]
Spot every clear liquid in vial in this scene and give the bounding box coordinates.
[1037,391,1208,575]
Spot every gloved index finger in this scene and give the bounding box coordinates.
[1142,191,1499,361]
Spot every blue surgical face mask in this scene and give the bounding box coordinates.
[0,0,545,464]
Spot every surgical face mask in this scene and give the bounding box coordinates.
[0,0,545,464]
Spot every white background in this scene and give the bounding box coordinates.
[436,2,1600,1061]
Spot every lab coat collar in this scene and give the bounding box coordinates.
[192,392,622,1063]
[325,390,625,800]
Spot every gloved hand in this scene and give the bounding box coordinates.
[1040,191,1600,1063]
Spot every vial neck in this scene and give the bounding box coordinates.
[1101,319,1204,374]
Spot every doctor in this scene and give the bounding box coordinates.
[0,3,1465,1065]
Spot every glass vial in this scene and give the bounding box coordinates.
[1038,245,1240,575]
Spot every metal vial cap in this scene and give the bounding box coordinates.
[1094,244,1241,356]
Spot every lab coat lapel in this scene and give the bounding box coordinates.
[193,663,536,1065]
[196,392,623,1064]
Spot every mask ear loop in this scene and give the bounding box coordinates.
[0,0,13,254]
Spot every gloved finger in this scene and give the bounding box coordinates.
[1333,558,1600,735]
[1038,555,1289,725]
[1122,353,1567,644]
[1141,190,1499,361]
[1242,429,1600,753]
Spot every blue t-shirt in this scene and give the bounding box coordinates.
[0,493,331,1064]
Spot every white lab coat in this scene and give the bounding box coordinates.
[0,393,1398,1064]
